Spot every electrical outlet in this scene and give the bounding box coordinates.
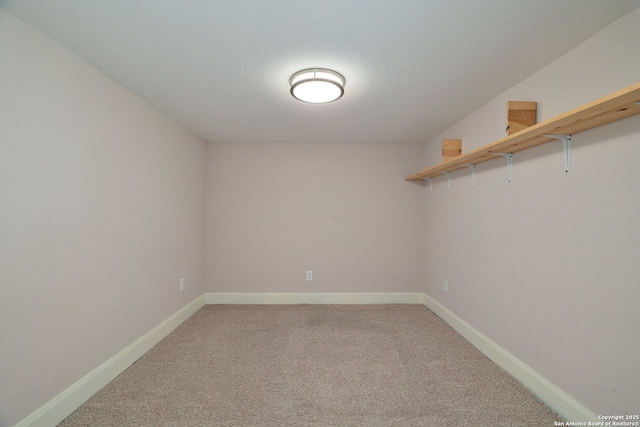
[306,271,313,282]
[443,278,448,292]
[180,278,185,292]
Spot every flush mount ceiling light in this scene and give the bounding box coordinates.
[290,68,345,104]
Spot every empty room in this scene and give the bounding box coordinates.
[1,1,639,426]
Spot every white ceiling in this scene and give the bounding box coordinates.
[2,0,639,145]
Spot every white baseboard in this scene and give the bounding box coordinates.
[17,291,594,426]
[422,294,597,422]
[16,295,205,427]
[204,292,425,305]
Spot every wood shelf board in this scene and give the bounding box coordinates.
[405,82,640,181]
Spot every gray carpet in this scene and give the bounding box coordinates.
[59,305,563,426]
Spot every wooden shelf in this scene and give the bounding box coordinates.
[405,82,640,181]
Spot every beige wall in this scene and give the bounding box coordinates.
[0,10,206,426]
[206,142,425,293]
[422,9,640,415]
[3,3,639,425]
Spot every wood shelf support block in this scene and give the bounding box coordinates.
[491,152,514,182]
[543,134,572,172]
[507,101,537,135]
[442,139,462,162]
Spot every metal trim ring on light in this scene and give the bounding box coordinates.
[289,68,345,104]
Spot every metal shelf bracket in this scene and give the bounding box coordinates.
[440,172,452,192]
[459,164,476,188]
[491,152,513,182]
[543,134,572,172]
[425,177,433,194]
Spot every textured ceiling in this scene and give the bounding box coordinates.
[2,0,639,144]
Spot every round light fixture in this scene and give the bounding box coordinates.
[290,68,345,104]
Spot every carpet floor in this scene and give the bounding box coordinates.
[59,305,563,426]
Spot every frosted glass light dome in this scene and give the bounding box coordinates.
[290,69,345,104]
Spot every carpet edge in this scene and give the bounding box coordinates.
[17,292,593,426]
[422,293,597,423]
[15,295,206,427]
